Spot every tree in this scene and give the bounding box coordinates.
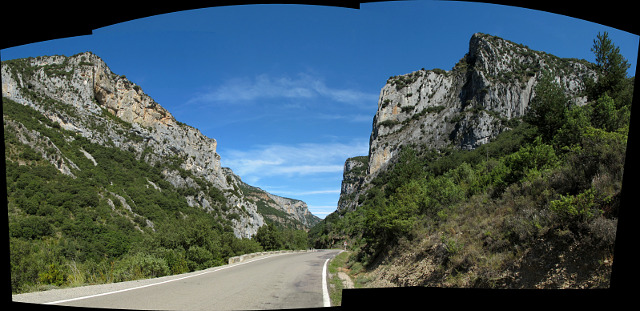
[525,71,570,142]
[587,31,632,106]
[591,94,618,131]
[553,103,592,148]
[254,224,283,251]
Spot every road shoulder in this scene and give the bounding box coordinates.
[327,250,352,306]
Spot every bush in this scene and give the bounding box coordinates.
[550,188,604,223]
[155,248,190,275]
[504,137,558,183]
[254,224,284,251]
[113,253,170,281]
[11,216,53,239]
[186,245,214,271]
[132,253,170,278]
[553,104,592,148]
[591,94,618,131]
[38,263,67,286]
[562,126,627,195]
[422,176,464,214]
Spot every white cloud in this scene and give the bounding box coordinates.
[316,113,373,123]
[272,189,342,196]
[220,141,367,219]
[189,73,378,105]
[273,165,344,175]
[308,205,338,217]
[220,141,369,181]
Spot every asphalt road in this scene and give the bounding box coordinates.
[12,249,342,310]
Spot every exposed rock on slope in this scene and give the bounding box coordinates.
[337,156,368,211]
[241,182,320,229]
[2,52,320,237]
[338,33,598,212]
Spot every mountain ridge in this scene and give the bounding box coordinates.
[2,51,320,237]
[310,32,629,289]
[338,32,599,212]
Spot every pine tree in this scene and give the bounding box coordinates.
[525,71,569,142]
[588,31,632,106]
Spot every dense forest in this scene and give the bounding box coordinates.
[309,32,632,288]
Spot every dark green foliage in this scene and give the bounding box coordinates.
[591,94,619,132]
[315,108,626,269]
[361,180,423,258]
[378,119,400,127]
[254,223,284,251]
[253,223,309,251]
[524,71,570,142]
[425,105,446,114]
[10,216,54,239]
[553,102,593,148]
[315,105,626,273]
[257,228,282,250]
[503,136,559,184]
[587,31,632,105]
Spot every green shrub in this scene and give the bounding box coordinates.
[38,263,67,286]
[591,94,619,131]
[550,188,603,222]
[112,253,170,281]
[155,248,190,275]
[378,119,400,127]
[186,246,214,271]
[504,137,558,183]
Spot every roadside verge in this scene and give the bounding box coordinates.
[326,250,353,306]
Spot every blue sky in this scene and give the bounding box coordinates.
[2,1,638,218]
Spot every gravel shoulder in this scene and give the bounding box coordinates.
[338,270,354,289]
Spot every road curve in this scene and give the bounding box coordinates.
[12,249,342,310]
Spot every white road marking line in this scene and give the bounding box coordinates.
[45,253,281,305]
[322,257,331,307]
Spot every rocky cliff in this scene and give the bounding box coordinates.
[337,156,368,211]
[338,33,599,212]
[2,52,320,237]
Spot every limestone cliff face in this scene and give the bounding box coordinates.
[2,52,319,237]
[337,156,368,211]
[338,33,599,212]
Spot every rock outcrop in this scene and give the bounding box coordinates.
[2,52,320,237]
[338,33,599,212]
[337,156,368,211]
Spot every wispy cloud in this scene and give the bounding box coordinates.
[308,205,339,216]
[271,189,342,196]
[189,73,378,106]
[316,113,373,123]
[220,141,369,182]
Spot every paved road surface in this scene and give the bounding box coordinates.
[12,249,342,310]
